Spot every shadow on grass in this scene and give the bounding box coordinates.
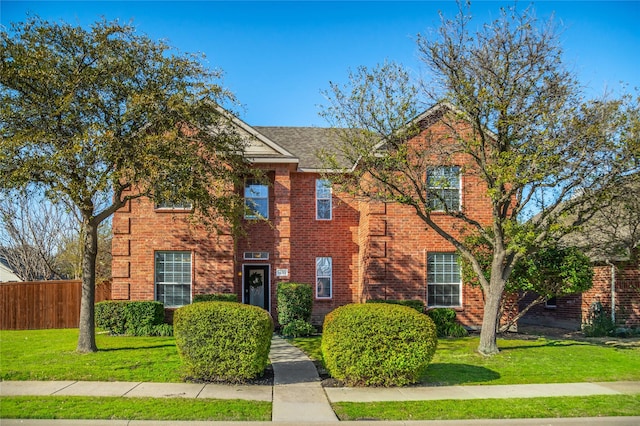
[420,363,500,386]
[498,339,591,351]
[99,344,176,352]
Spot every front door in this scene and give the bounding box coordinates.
[243,265,270,311]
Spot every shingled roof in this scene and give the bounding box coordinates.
[253,126,350,171]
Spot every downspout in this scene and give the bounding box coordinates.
[605,259,616,325]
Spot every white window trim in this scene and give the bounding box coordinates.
[426,252,462,308]
[155,201,193,211]
[316,178,332,221]
[154,251,192,308]
[316,256,333,299]
[244,179,269,219]
[427,166,462,212]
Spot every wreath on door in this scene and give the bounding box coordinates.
[248,272,263,288]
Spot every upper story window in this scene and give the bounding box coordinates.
[316,179,332,220]
[156,200,192,210]
[427,166,461,211]
[244,179,269,219]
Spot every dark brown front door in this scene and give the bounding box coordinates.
[243,265,270,311]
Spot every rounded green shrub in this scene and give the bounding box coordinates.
[366,298,425,313]
[174,301,273,382]
[322,303,437,387]
[193,293,238,303]
[277,282,313,325]
[281,319,316,337]
[427,308,468,338]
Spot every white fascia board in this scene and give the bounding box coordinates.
[220,109,297,158]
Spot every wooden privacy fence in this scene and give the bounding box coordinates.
[0,280,111,330]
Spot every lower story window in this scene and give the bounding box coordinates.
[155,251,191,307]
[427,252,461,307]
[316,257,332,299]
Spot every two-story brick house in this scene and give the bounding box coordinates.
[111,103,492,327]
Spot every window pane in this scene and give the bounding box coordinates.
[156,200,192,209]
[427,253,461,307]
[155,251,191,307]
[316,179,332,198]
[428,167,460,211]
[317,199,331,220]
[316,257,332,276]
[245,198,268,218]
[316,179,332,220]
[316,257,332,298]
[245,180,269,218]
[317,277,331,298]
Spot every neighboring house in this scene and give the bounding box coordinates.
[111,103,493,327]
[0,255,22,282]
[520,176,640,330]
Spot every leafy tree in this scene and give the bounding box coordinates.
[462,231,593,332]
[320,3,638,354]
[1,17,250,352]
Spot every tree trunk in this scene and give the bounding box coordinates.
[76,218,98,353]
[478,275,506,355]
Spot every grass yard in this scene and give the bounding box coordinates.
[294,334,640,421]
[332,394,640,421]
[291,334,640,385]
[2,328,640,421]
[0,396,271,421]
[0,329,183,382]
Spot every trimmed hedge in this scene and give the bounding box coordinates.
[95,301,171,336]
[193,293,238,303]
[174,301,273,382]
[366,298,425,313]
[277,282,313,324]
[426,308,468,338]
[322,303,437,387]
[281,319,316,337]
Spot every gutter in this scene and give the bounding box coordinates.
[605,259,616,324]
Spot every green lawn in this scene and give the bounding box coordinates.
[1,329,183,382]
[2,329,640,421]
[333,395,640,421]
[291,334,640,385]
[1,396,270,421]
[293,334,640,421]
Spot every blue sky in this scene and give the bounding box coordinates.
[2,1,639,126]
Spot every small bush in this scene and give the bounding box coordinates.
[174,301,273,382]
[322,303,437,387]
[277,282,313,325]
[366,299,425,313]
[95,301,167,336]
[281,319,316,337]
[193,293,238,303]
[427,308,468,338]
[583,301,615,337]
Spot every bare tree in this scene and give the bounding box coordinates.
[0,190,78,281]
[320,3,638,354]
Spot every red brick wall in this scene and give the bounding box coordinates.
[111,113,498,329]
[519,262,639,330]
[583,263,640,327]
[288,172,361,323]
[357,117,494,329]
[111,191,236,305]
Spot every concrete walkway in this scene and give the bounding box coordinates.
[2,336,640,425]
